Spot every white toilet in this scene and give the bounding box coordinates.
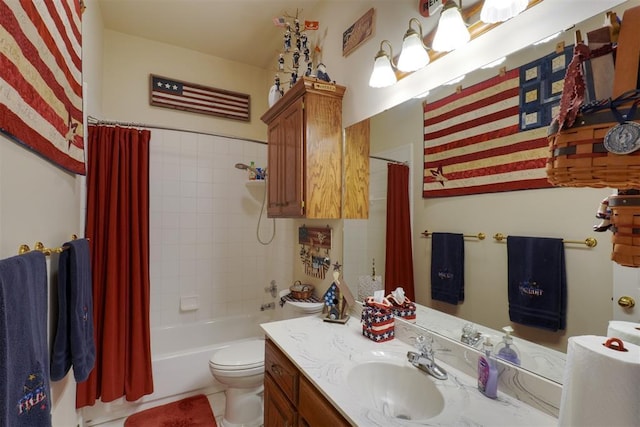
[209,296,323,427]
[209,339,265,427]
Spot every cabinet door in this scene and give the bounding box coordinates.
[267,119,283,217]
[267,98,304,217]
[298,376,350,427]
[264,373,297,427]
[279,98,305,217]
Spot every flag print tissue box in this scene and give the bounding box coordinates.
[386,287,416,322]
[361,297,394,342]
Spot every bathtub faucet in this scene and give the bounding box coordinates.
[407,335,448,380]
[264,280,278,298]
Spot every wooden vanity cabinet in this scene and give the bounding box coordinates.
[261,77,347,219]
[264,338,350,427]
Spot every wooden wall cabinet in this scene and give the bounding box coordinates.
[261,77,367,219]
[264,338,350,427]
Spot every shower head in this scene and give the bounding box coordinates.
[235,162,266,176]
[234,162,254,171]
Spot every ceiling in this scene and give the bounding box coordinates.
[96,0,344,69]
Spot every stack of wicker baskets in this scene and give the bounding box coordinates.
[547,5,640,266]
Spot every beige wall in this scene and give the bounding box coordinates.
[100,30,271,141]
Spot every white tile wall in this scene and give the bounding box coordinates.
[148,129,295,328]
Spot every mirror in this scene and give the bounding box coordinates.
[344,1,635,385]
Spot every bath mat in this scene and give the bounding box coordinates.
[124,394,217,427]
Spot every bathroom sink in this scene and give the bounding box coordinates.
[347,361,445,421]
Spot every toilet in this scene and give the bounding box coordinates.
[209,296,323,427]
[209,339,265,427]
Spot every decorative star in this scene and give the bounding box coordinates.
[430,165,448,186]
[332,261,341,272]
[65,107,79,150]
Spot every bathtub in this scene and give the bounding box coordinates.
[82,312,274,426]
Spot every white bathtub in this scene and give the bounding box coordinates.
[150,312,272,400]
[82,312,274,426]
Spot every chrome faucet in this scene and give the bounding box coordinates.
[407,335,448,380]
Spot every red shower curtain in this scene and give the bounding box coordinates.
[384,163,415,301]
[76,125,153,408]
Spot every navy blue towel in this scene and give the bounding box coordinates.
[0,251,52,426]
[50,238,95,382]
[430,233,465,305]
[507,236,566,331]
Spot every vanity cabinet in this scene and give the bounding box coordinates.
[264,338,350,427]
[261,77,355,219]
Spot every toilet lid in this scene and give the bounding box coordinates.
[209,339,264,371]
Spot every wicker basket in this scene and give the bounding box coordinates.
[547,117,640,189]
[547,5,640,188]
[610,194,640,267]
[289,281,314,299]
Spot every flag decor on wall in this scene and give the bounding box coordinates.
[423,68,555,198]
[150,75,250,122]
[0,0,85,174]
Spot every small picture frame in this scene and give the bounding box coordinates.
[342,8,376,57]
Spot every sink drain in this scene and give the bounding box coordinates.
[396,414,411,420]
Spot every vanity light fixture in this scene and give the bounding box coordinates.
[480,0,529,24]
[368,40,398,88]
[432,0,470,52]
[397,18,431,72]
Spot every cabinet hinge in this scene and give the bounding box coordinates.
[301,201,305,209]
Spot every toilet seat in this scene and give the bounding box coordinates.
[209,339,264,372]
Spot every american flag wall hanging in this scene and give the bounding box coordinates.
[422,59,566,198]
[150,75,250,122]
[0,0,85,174]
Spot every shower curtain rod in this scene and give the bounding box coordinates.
[86,115,267,145]
[87,116,408,164]
[370,155,408,165]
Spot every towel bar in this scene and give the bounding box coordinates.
[421,230,486,240]
[492,233,597,248]
[18,234,82,255]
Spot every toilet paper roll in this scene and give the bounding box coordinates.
[559,335,640,426]
[607,320,640,346]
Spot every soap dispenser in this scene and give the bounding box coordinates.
[477,335,498,399]
[495,326,521,366]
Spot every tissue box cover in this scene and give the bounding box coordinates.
[361,301,394,342]
[391,301,416,322]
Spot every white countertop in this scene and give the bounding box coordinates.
[261,314,558,427]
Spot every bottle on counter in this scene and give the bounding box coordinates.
[248,161,256,180]
[477,335,498,399]
[495,326,521,366]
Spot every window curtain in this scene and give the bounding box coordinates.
[76,125,153,408]
[384,163,415,300]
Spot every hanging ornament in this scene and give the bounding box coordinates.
[292,50,300,68]
[283,29,291,52]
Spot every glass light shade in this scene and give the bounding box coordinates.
[480,0,529,23]
[368,53,397,88]
[397,32,430,72]
[432,2,470,52]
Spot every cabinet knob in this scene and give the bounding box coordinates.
[271,363,283,376]
[618,296,636,308]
